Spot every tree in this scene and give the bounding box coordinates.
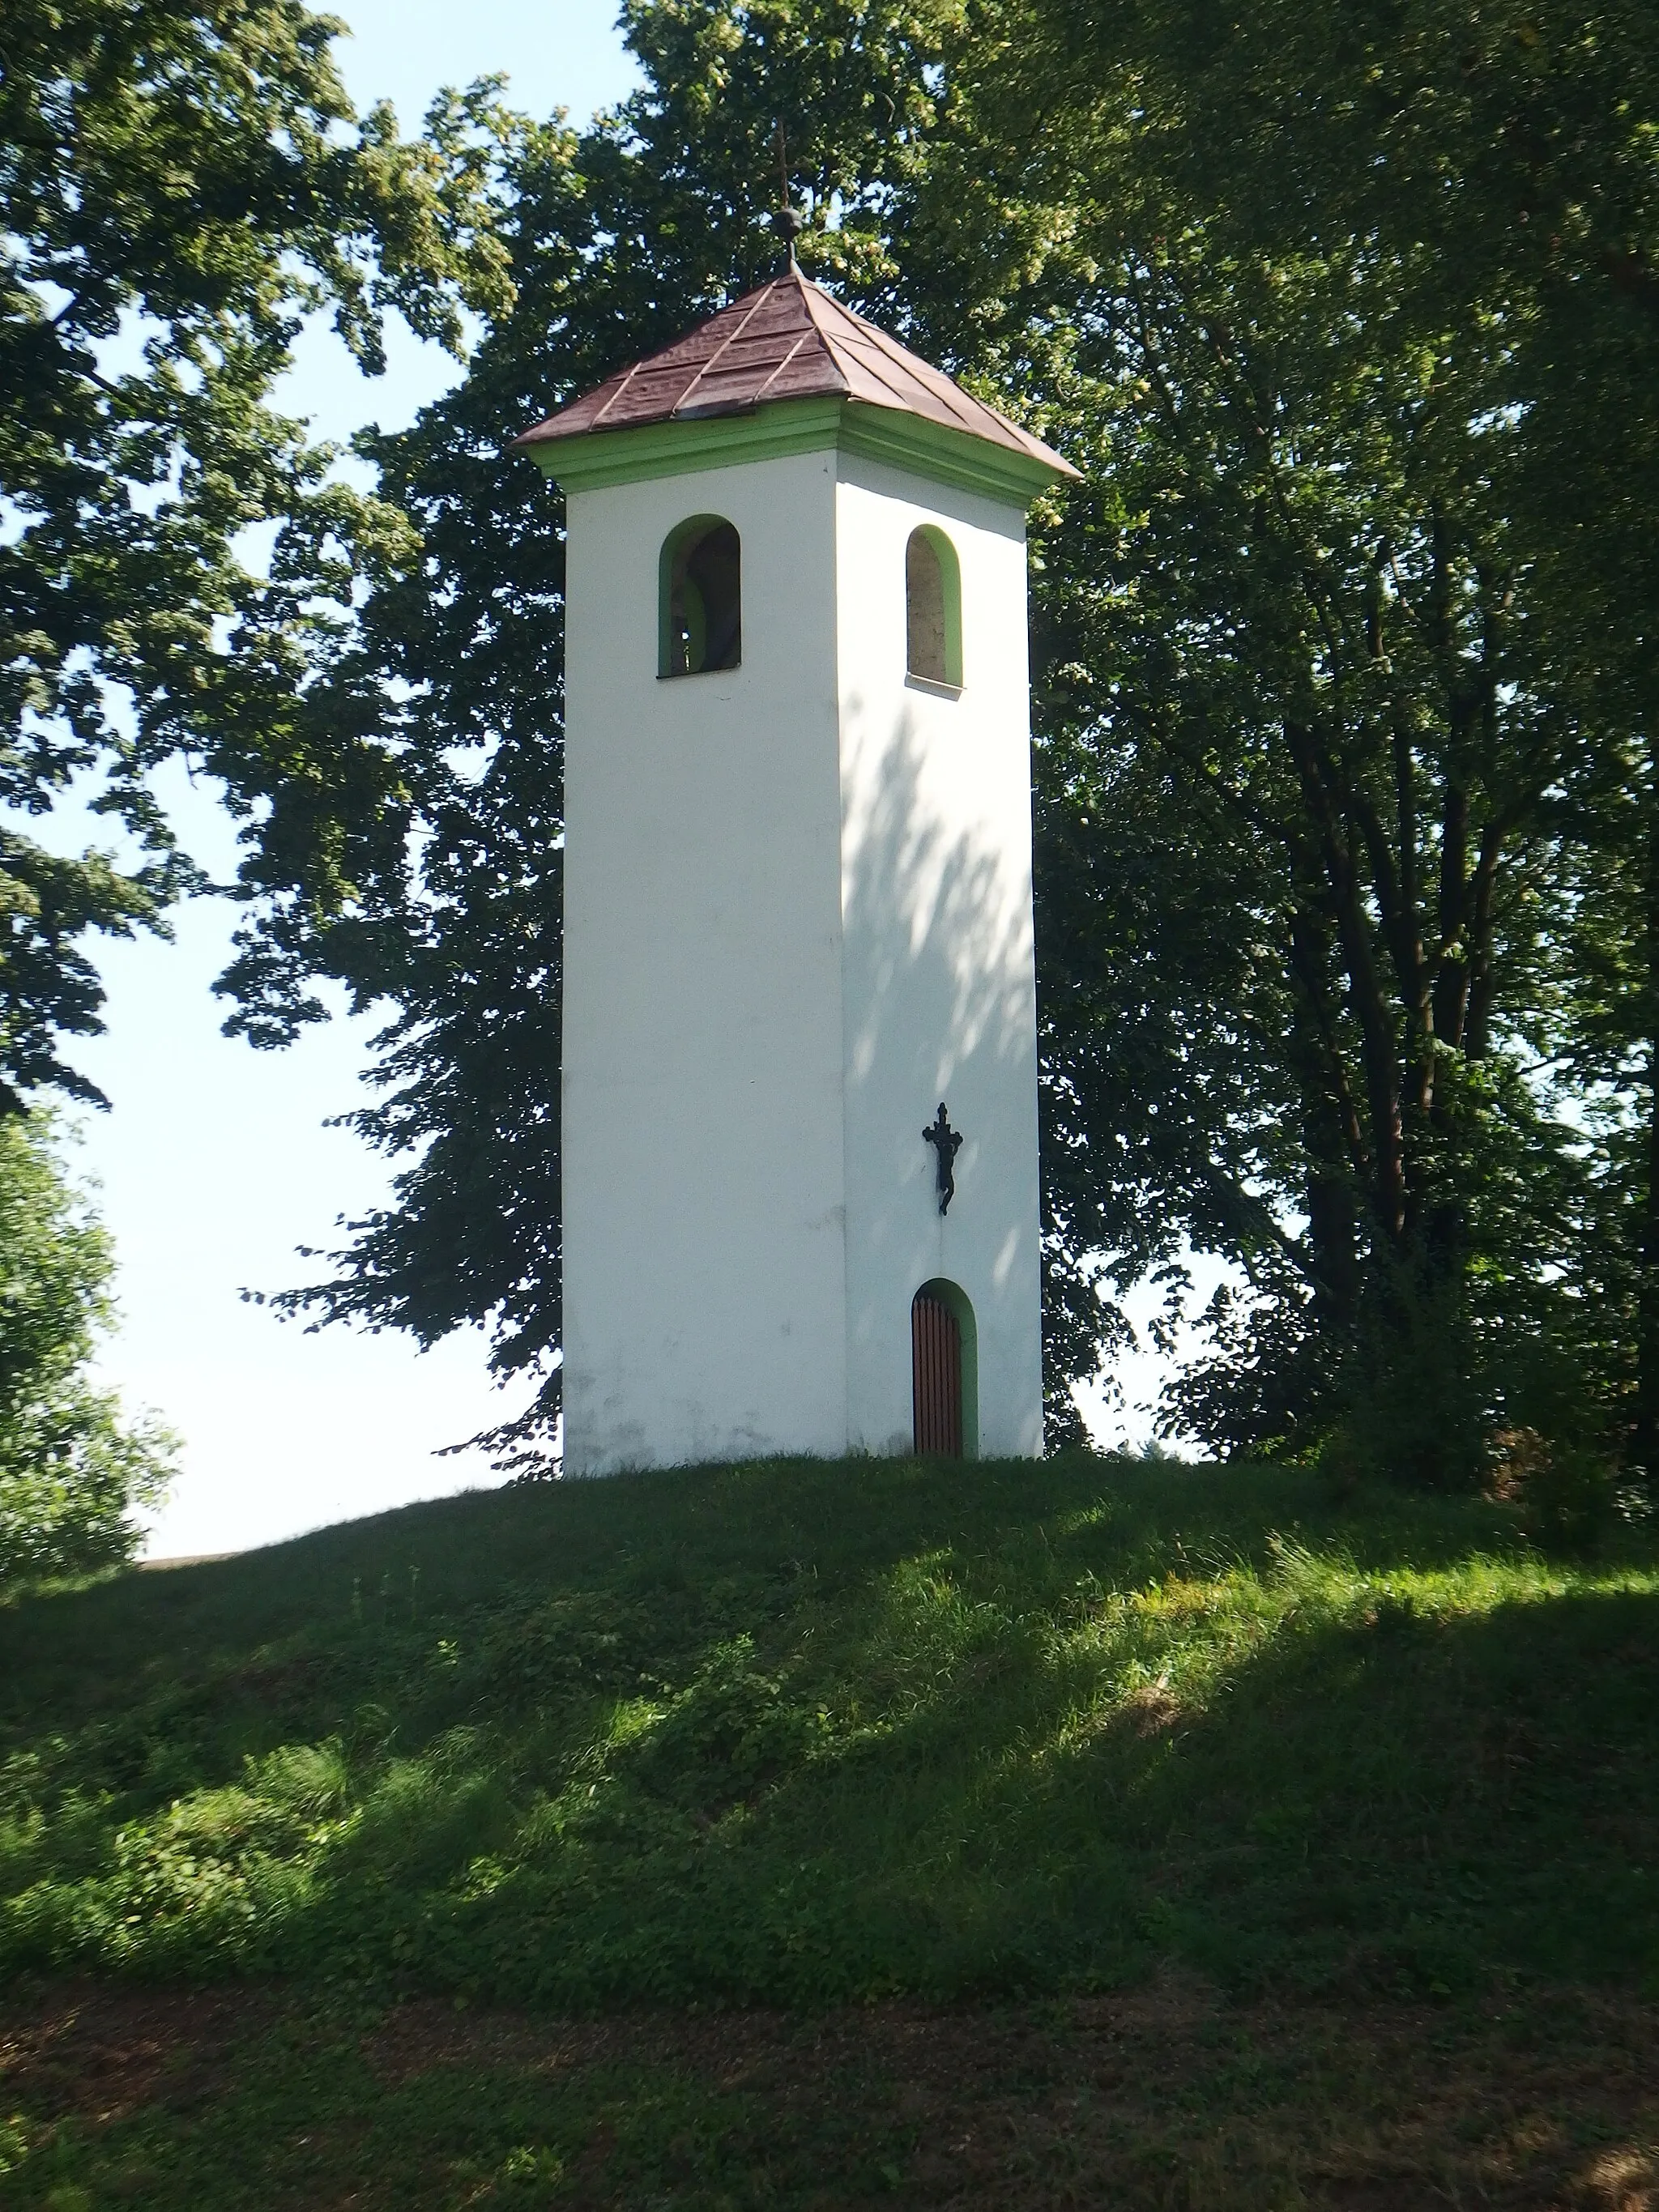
[259,0,1657,1481]
[1,0,514,1106]
[0,1114,175,1584]
[262,0,972,1459]
[894,0,1659,1473]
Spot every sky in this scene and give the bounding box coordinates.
[47,0,1186,1563]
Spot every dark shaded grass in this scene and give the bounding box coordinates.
[4,1978,1657,2210]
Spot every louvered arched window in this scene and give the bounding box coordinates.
[659,515,741,676]
[905,526,962,689]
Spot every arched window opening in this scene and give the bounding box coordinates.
[659,516,741,677]
[911,1278,979,1458]
[905,526,962,689]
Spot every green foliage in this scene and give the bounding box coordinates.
[897,0,1659,1468]
[1487,1422,1631,1557]
[259,0,974,1456]
[0,0,515,1104]
[262,728,566,1464]
[0,1117,174,1586]
[2,1456,1656,2010]
[235,0,1656,1473]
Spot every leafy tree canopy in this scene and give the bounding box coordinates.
[916,0,1659,1471]
[0,1113,175,1583]
[262,0,969,1463]
[1,0,516,1104]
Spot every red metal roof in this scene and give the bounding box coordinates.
[512,266,1077,477]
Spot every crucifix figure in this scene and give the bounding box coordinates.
[923,1102,963,1214]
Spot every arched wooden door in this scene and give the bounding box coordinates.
[911,1288,963,1456]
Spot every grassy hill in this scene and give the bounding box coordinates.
[3,1451,1657,2207]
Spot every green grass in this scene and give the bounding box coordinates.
[2,1452,1656,2014]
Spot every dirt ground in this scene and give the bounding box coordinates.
[3,1975,1657,2209]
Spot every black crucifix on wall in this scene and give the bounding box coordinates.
[923,1102,963,1215]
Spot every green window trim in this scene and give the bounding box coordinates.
[906,524,963,690]
[659,514,741,677]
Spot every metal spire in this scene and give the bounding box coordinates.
[772,119,800,267]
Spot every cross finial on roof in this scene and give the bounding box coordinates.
[772,119,800,270]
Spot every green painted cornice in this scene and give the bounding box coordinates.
[522,396,1070,508]
[836,404,1067,506]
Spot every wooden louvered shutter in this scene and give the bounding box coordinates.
[911,1291,963,1457]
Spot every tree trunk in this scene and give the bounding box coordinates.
[1636,788,1659,1480]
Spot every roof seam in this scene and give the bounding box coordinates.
[805,284,1032,446]
[669,280,779,416]
[749,330,837,406]
[834,330,946,419]
[586,364,635,431]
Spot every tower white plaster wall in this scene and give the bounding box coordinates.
[833,453,1045,1459]
[560,435,1043,1475]
[561,450,848,1475]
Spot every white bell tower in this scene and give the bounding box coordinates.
[516,269,1077,1475]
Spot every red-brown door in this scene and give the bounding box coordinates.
[911,1290,963,1456]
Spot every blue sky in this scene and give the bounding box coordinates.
[66,2,642,1558]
